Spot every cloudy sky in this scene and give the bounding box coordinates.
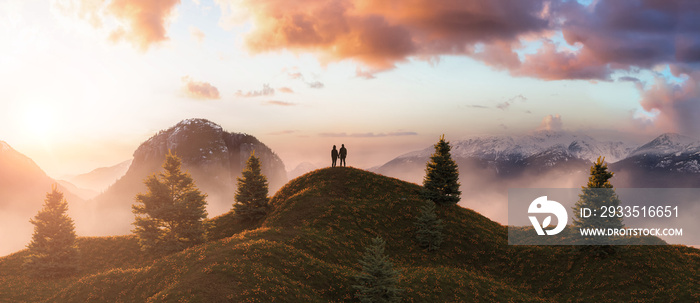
[1,0,699,177]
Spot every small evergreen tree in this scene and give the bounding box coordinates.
[233,152,270,221]
[353,237,403,303]
[132,151,208,254]
[415,201,444,251]
[572,157,623,252]
[25,185,79,277]
[422,135,461,205]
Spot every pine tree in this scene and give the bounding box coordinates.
[353,237,403,303]
[422,134,461,205]
[233,152,270,221]
[132,151,208,254]
[415,201,444,251]
[572,157,624,249]
[25,185,79,277]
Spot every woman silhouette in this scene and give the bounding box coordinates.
[331,145,339,167]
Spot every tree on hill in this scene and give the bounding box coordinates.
[132,151,208,254]
[353,237,403,303]
[572,157,623,252]
[24,185,79,277]
[233,152,270,221]
[422,135,461,205]
[415,201,444,251]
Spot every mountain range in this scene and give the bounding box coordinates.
[3,122,700,255]
[376,131,700,183]
[0,119,287,255]
[374,131,700,222]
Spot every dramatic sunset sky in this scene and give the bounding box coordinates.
[1,0,699,177]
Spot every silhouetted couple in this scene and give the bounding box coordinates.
[331,144,347,167]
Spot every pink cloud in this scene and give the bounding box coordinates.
[233,0,548,71]
[639,73,700,135]
[182,76,220,99]
[235,84,275,97]
[218,0,700,82]
[107,0,180,50]
[538,114,563,131]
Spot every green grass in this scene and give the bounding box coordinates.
[1,167,698,302]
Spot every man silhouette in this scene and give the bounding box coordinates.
[331,145,339,167]
[339,144,347,167]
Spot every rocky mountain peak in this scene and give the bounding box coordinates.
[628,133,698,157]
[89,119,287,235]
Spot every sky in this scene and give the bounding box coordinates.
[1,0,699,177]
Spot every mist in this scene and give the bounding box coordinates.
[376,157,590,225]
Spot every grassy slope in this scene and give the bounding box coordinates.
[1,167,698,302]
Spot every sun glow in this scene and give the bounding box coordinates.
[21,103,58,145]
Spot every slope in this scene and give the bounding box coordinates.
[1,168,697,302]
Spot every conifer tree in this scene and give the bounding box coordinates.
[573,157,624,248]
[25,185,79,277]
[353,237,403,303]
[233,152,270,221]
[422,135,461,205]
[133,151,208,254]
[415,201,444,251]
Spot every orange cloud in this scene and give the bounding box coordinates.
[53,0,181,50]
[182,76,220,99]
[232,0,548,70]
[222,0,700,84]
[52,0,106,28]
[107,0,180,50]
[515,41,610,80]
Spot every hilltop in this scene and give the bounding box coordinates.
[1,168,698,302]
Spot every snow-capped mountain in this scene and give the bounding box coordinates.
[610,133,700,186]
[376,131,700,188]
[627,133,699,158]
[397,130,636,163]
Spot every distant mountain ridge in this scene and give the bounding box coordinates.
[378,131,700,179]
[287,162,318,180]
[627,133,698,158]
[610,133,700,187]
[398,130,636,163]
[374,131,700,222]
[67,159,132,193]
[376,131,637,185]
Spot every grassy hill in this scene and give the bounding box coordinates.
[1,167,698,302]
